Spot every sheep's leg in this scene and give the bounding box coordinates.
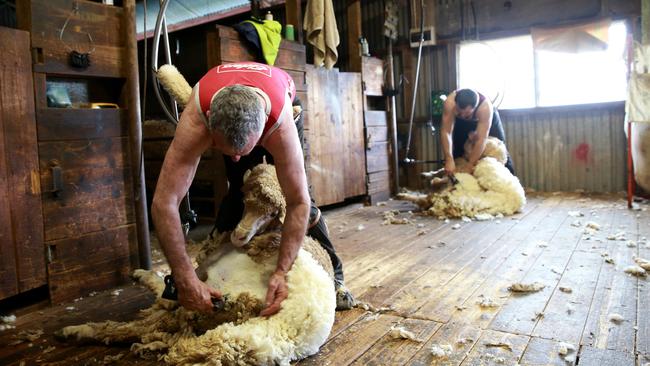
[59,305,181,345]
[58,319,147,344]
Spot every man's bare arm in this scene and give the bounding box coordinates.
[151,91,220,312]
[260,96,310,315]
[466,101,493,167]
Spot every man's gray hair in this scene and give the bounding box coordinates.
[208,85,265,151]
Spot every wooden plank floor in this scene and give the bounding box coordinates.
[0,193,648,365]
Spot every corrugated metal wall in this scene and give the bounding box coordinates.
[501,103,627,192]
[402,103,627,192]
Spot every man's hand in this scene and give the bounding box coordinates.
[444,159,456,176]
[260,270,289,317]
[457,161,476,174]
[176,274,222,313]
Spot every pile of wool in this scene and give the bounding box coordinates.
[401,157,525,219]
[60,235,336,366]
[58,163,337,365]
[166,241,336,365]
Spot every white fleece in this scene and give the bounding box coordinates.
[427,157,526,218]
[166,248,336,365]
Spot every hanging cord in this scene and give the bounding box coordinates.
[403,0,425,163]
[470,0,478,40]
[59,2,95,54]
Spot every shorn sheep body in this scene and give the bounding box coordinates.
[400,137,526,219]
[59,163,336,365]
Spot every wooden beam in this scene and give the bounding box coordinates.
[347,0,362,72]
[285,0,303,44]
[124,0,151,270]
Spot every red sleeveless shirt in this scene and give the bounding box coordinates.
[195,62,296,142]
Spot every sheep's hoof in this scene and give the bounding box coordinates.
[335,285,356,311]
[53,329,67,341]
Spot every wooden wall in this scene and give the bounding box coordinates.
[0,27,46,300]
[17,0,141,303]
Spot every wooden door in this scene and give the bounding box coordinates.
[306,66,366,205]
[0,27,46,300]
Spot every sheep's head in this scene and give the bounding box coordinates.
[231,163,286,246]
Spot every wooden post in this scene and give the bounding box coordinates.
[347,0,362,72]
[285,0,303,44]
[124,0,152,269]
[387,41,399,193]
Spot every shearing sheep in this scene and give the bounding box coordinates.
[58,163,336,365]
[399,136,526,219]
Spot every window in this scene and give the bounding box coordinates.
[457,21,628,109]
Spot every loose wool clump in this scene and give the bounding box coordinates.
[156,64,192,106]
[634,257,650,271]
[58,163,336,365]
[608,313,625,323]
[430,343,453,359]
[508,282,545,293]
[623,265,647,277]
[398,138,525,219]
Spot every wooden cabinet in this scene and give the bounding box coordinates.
[17,0,144,303]
[362,57,391,203]
[0,27,46,300]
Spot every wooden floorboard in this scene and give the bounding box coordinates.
[445,196,565,329]
[580,201,640,355]
[635,205,650,362]
[461,329,530,366]
[531,199,621,346]
[520,337,575,365]
[0,193,647,365]
[488,196,596,337]
[577,345,635,365]
[0,285,157,365]
[349,318,442,366]
[404,321,482,365]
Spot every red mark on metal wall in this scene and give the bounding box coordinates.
[573,143,591,164]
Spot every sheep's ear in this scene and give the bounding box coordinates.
[243,169,252,183]
[262,155,267,165]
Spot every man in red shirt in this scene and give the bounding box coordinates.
[152,62,354,316]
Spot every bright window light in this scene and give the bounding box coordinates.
[457,21,628,109]
[536,21,628,106]
[458,36,536,109]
